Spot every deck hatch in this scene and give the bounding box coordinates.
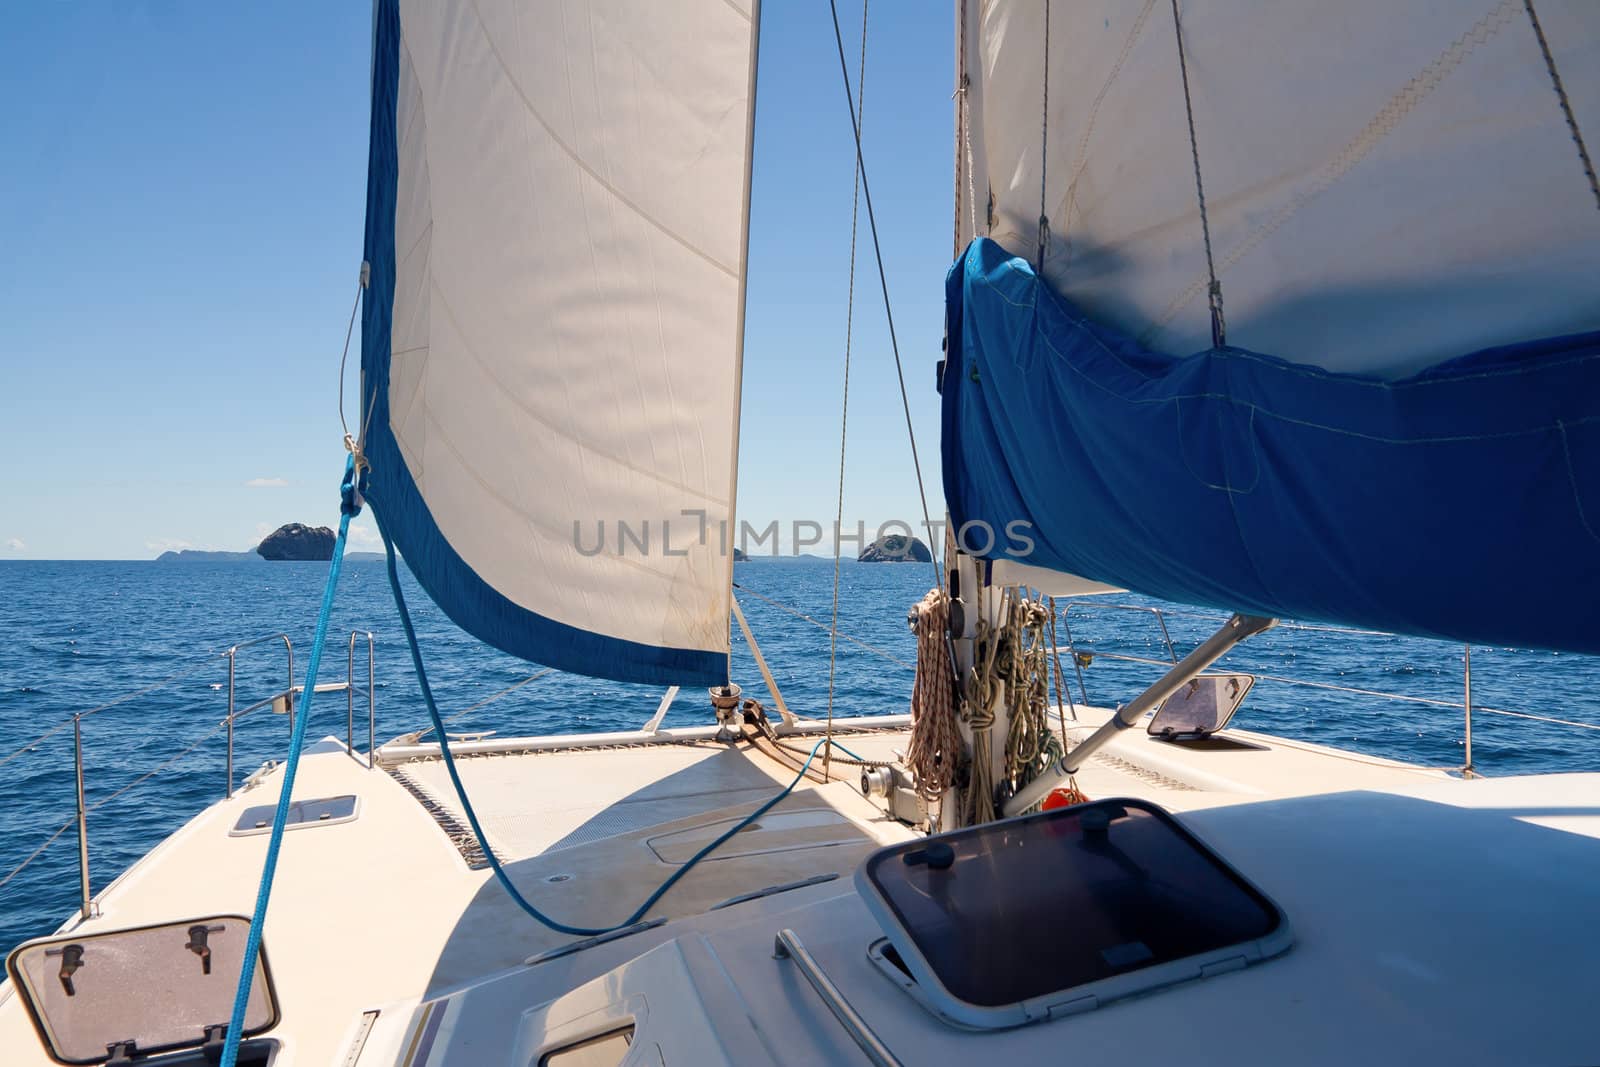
[1147,673,1255,739]
[229,794,358,836]
[4,914,279,1065]
[855,798,1291,1029]
[538,1026,633,1067]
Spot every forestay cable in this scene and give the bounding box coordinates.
[735,582,913,670]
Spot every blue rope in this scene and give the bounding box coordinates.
[219,458,363,1067]
[373,513,831,937]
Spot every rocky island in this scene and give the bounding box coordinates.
[256,523,337,561]
[858,533,933,563]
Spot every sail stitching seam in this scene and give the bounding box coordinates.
[975,267,1600,444]
[461,0,739,279]
[984,258,1600,394]
[1146,0,1518,344]
[1557,420,1600,545]
[389,243,435,439]
[1059,0,1157,272]
[1175,399,1261,495]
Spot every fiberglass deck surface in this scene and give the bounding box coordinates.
[2,708,1567,1066]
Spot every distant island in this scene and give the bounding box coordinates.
[155,523,386,562]
[858,534,933,563]
[257,523,335,561]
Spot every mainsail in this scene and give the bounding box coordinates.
[946,0,1600,651]
[360,0,758,684]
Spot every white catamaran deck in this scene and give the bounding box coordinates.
[5,705,1596,1065]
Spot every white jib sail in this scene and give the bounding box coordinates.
[367,0,758,683]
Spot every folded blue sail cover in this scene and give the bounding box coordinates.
[942,238,1600,653]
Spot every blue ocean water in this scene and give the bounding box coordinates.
[1,558,1597,958]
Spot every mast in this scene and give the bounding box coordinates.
[725,0,762,683]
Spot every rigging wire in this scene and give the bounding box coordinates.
[0,719,76,773]
[827,0,870,777]
[1521,0,1600,211]
[1036,0,1051,268]
[85,718,230,818]
[74,655,230,722]
[0,821,74,893]
[1168,0,1227,348]
[953,0,970,256]
[825,0,942,595]
[734,582,913,670]
[334,272,367,447]
[410,668,554,740]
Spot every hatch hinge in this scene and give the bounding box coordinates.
[203,1023,229,1057]
[105,1039,138,1064]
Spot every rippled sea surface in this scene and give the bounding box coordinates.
[2,558,1597,955]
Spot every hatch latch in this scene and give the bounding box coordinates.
[186,924,224,975]
[46,943,84,996]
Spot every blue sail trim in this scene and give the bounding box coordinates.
[358,0,724,686]
[943,237,1600,654]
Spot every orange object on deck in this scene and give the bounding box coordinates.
[1041,786,1091,810]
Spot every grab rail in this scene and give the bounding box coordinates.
[773,929,903,1067]
[0,631,378,925]
[226,634,292,799]
[349,631,375,769]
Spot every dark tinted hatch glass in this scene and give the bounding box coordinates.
[862,799,1281,1008]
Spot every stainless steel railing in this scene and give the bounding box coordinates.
[225,633,293,799]
[0,630,378,923]
[1055,599,1600,775]
[349,631,376,770]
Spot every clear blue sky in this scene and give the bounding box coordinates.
[0,2,954,559]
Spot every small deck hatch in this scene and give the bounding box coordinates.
[5,915,279,1065]
[856,798,1291,1029]
[1147,673,1254,739]
[538,1026,633,1067]
[230,794,358,836]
